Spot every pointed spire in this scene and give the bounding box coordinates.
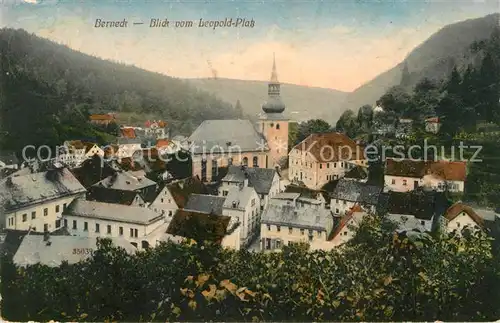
[270,52,279,83]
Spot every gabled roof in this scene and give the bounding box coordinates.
[167,209,231,243]
[0,228,71,260]
[329,204,365,241]
[166,177,208,208]
[184,194,226,215]
[385,158,466,182]
[188,120,268,154]
[87,186,144,206]
[13,235,136,267]
[291,132,365,163]
[284,184,328,201]
[261,202,334,232]
[444,202,487,228]
[0,168,87,212]
[64,199,163,225]
[83,142,100,154]
[222,166,278,195]
[330,179,382,205]
[94,171,157,192]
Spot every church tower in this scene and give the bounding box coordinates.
[259,54,289,168]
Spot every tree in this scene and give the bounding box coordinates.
[296,119,331,144]
[357,104,373,131]
[400,61,411,88]
[335,110,358,138]
[377,85,412,116]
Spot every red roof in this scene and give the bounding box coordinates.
[426,117,439,123]
[145,120,152,127]
[156,139,170,148]
[90,114,114,121]
[121,128,136,139]
[385,159,466,182]
[329,204,364,241]
[444,202,485,228]
[293,133,365,163]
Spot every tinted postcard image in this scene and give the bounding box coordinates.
[1,0,500,321]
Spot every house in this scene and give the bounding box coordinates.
[148,177,207,220]
[377,190,450,232]
[272,192,325,211]
[442,202,499,234]
[13,234,136,267]
[82,142,105,158]
[167,209,241,250]
[116,137,143,159]
[70,156,119,189]
[260,197,334,251]
[63,199,166,249]
[283,184,328,208]
[329,179,382,215]
[343,165,368,183]
[0,168,87,233]
[144,120,168,139]
[89,113,116,126]
[222,186,260,247]
[184,194,226,215]
[316,204,367,249]
[288,132,366,189]
[156,139,180,155]
[384,158,466,193]
[0,153,19,170]
[92,171,158,203]
[120,127,137,139]
[425,117,441,133]
[86,186,146,207]
[218,166,280,211]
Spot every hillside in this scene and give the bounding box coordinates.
[0,28,240,152]
[343,13,500,112]
[186,78,348,123]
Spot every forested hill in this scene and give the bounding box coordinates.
[0,28,240,152]
[343,13,500,112]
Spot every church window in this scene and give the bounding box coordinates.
[228,157,233,166]
[242,157,248,166]
[253,156,259,167]
[320,164,322,169]
[270,123,274,128]
[276,123,280,130]
[327,163,330,168]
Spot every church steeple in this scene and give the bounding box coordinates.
[270,52,279,83]
[267,52,281,98]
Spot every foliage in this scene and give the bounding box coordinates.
[295,119,332,144]
[0,28,241,154]
[2,216,499,322]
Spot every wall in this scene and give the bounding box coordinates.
[260,223,326,251]
[384,175,422,192]
[221,225,241,250]
[445,212,481,233]
[222,189,260,246]
[149,186,178,221]
[4,193,85,232]
[259,119,289,167]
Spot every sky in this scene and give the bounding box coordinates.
[1,0,499,92]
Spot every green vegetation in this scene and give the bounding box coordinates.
[2,215,499,322]
[0,28,241,154]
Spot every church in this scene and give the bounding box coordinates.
[187,56,289,182]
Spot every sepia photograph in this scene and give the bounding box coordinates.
[0,0,500,321]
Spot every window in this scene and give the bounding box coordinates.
[55,205,60,213]
[343,200,347,205]
[84,222,88,231]
[8,217,13,226]
[308,235,313,242]
[335,208,339,213]
[300,229,305,235]
[327,163,330,168]
[223,190,228,196]
[336,199,339,204]
[320,164,322,169]
[341,162,344,167]
[135,229,138,238]
[64,219,68,227]
[276,123,280,130]
[270,123,274,128]
[161,198,164,203]
[392,179,396,185]
[22,214,27,222]
[44,224,48,232]
[44,208,48,216]
[344,231,348,236]
[107,225,111,234]
[168,211,173,216]
[73,220,77,230]
[275,239,281,248]
[130,228,134,237]
[457,222,460,227]
[119,227,124,236]
[242,157,248,166]
[253,156,259,168]
[212,159,218,177]
[95,223,100,233]
[420,220,425,225]
[31,211,36,219]
[289,227,293,234]
[267,224,271,231]
[228,157,233,166]
[251,199,255,206]
[277,225,281,232]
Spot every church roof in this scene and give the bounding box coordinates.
[188,120,268,154]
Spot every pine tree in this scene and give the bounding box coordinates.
[400,61,411,87]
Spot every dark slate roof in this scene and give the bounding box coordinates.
[284,184,329,202]
[167,209,231,243]
[184,194,226,215]
[167,177,208,208]
[222,166,277,195]
[330,179,382,205]
[321,180,340,194]
[344,165,368,180]
[87,186,143,206]
[378,190,450,220]
[0,168,87,212]
[70,156,118,188]
[93,171,157,192]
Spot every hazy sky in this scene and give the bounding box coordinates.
[2,0,499,91]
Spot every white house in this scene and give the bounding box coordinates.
[63,199,166,250]
[425,117,441,134]
[260,196,334,251]
[13,234,136,267]
[219,166,280,211]
[116,138,143,159]
[384,158,466,193]
[441,202,498,234]
[288,132,367,189]
[329,179,382,215]
[0,168,86,233]
[222,186,260,247]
